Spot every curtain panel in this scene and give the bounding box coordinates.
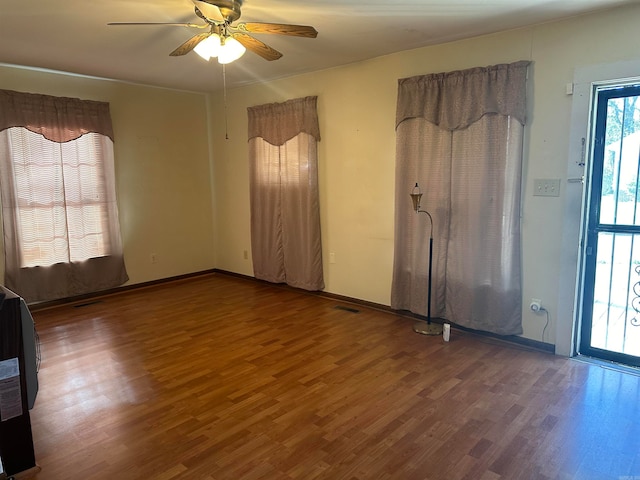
[248,96,324,291]
[392,61,530,336]
[0,89,128,303]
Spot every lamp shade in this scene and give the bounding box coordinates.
[410,183,423,212]
[218,36,246,64]
[194,34,221,61]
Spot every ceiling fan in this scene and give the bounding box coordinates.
[108,0,318,64]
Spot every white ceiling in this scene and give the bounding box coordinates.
[0,0,634,93]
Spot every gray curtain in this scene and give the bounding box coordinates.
[248,96,324,291]
[391,61,530,335]
[0,89,128,303]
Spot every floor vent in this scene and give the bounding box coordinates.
[73,301,102,308]
[334,305,360,313]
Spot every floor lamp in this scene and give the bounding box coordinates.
[410,183,443,336]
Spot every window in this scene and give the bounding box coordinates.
[5,128,113,267]
[0,89,128,302]
[392,61,530,336]
[247,96,324,291]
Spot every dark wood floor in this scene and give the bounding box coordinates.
[24,273,640,479]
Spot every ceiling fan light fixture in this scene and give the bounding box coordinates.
[194,33,221,61]
[109,0,316,64]
[217,36,246,64]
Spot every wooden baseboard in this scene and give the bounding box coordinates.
[9,465,41,479]
[29,269,217,312]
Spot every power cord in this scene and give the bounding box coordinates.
[540,308,550,343]
[530,300,550,342]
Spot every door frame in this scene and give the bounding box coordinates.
[556,60,640,359]
[577,83,640,366]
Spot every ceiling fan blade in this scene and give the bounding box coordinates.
[233,33,283,61]
[192,0,224,22]
[170,32,211,56]
[108,22,208,28]
[235,22,318,38]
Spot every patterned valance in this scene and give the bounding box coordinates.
[396,60,531,131]
[248,96,320,146]
[0,89,114,143]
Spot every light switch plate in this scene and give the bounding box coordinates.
[533,178,561,197]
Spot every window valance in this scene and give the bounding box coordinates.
[248,96,320,146]
[0,89,114,143]
[396,60,531,131]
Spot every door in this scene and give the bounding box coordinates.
[580,83,640,367]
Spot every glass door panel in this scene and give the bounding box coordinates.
[590,232,640,357]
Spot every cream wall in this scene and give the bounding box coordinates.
[211,3,640,350]
[2,3,639,350]
[0,66,215,286]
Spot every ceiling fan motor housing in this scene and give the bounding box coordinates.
[203,0,243,23]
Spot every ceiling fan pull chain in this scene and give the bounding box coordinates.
[223,63,229,140]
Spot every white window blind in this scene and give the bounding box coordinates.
[3,127,112,268]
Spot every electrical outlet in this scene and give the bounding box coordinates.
[243,250,248,260]
[329,252,336,264]
[150,253,158,264]
[530,298,542,312]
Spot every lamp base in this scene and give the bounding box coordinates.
[413,321,443,336]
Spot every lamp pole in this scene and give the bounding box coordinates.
[410,183,443,336]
